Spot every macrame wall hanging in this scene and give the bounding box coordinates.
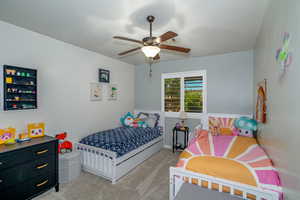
[256,79,267,124]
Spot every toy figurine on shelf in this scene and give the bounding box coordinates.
[6,77,13,84]
[6,69,16,75]
[56,132,73,154]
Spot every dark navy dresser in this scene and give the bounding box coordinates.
[0,136,59,199]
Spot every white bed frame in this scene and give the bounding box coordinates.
[76,136,163,184]
[169,113,280,200]
[170,167,279,200]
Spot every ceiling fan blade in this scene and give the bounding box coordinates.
[113,36,143,44]
[160,44,191,53]
[118,47,141,56]
[153,54,160,60]
[158,31,178,43]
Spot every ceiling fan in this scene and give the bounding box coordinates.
[113,15,191,61]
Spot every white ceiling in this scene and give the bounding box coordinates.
[0,0,270,65]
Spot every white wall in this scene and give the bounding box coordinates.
[254,0,300,199]
[0,21,135,142]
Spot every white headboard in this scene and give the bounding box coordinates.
[133,110,252,131]
[201,113,253,130]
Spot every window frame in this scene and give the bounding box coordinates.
[161,70,207,119]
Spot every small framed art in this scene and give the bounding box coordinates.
[108,84,117,100]
[99,69,110,83]
[90,83,103,101]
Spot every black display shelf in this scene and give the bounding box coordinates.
[5,74,36,78]
[6,83,36,86]
[3,65,37,111]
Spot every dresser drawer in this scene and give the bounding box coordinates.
[0,155,55,189]
[30,141,56,159]
[26,172,56,198]
[0,141,56,171]
[25,155,55,180]
[0,172,56,200]
[0,185,23,200]
[0,148,32,171]
[0,164,22,190]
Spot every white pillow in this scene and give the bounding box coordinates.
[145,117,157,128]
[136,112,160,128]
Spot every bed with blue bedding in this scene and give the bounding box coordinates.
[79,127,161,157]
[77,112,163,183]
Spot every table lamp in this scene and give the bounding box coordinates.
[179,111,187,127]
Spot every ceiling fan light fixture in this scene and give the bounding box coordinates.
[141,46,160,58]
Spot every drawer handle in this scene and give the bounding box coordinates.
[36,163,48,169]
[0,179,2,183]
[36,149,48,155]
[0,162,2,165]
[36,180,48,187]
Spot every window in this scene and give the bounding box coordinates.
[162,71,206,117]
[164,78,180,112]
[184,76,203,113]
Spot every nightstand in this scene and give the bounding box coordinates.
[172,126,189,153]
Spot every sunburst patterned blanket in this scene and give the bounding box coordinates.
[176,133,282,199]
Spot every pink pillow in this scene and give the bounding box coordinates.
[189,129,209,145]
[195,129,209,138]
[208,117,236,136]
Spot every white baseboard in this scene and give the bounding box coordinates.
[164,145,172,149]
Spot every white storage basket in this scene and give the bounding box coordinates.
[59,151,81,183]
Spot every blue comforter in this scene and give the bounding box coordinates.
[79,127,161,157]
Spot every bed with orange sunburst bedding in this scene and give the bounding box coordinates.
[175,133,282,200]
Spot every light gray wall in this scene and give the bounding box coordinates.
[135,50,254,114]
[135,51,254,146]
[254,1,300,199]
[0,21,135,142]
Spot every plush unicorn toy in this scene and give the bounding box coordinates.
[233,117,258,138]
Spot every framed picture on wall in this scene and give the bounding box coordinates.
[108,84,117,101]
[90,83,103,101]
[99,69,110,83]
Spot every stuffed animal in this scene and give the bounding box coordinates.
[233,117,258,137]
[0,127,16,144]
[28,123,45,138]
[120,112,135,127]
[56,132,73,153]
[120,112,147,128]
[131,118,147,128]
